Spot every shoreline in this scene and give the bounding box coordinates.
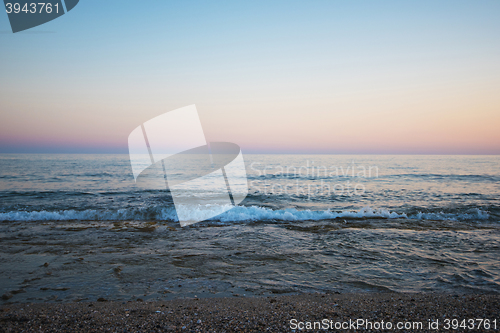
[1,292,498,332]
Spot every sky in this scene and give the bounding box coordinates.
[0,0,499,154]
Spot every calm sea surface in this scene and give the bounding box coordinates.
[0,154,499,303]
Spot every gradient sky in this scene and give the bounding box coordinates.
[1,0,499,154]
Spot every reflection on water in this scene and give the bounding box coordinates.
[1,217,498,303]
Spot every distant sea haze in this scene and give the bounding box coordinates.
[0,154,499,303]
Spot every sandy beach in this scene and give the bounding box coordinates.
[1,293,498,332]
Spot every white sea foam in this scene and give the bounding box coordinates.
[0,207,177,222]
[0,205,490,222]
[212,205,406,222]
[409,208,490,221]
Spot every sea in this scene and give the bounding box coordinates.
[0,154,499,303]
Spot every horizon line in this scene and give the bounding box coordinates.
[0,152,499,156]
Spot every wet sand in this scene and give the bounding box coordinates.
[1,293,498,332]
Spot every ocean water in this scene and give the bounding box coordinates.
[0,154,499,303]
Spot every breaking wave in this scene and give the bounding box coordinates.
[0,206,490,222]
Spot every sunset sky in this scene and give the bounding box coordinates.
[1,0,499,154]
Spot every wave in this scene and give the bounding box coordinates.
[0,205,490,223]
[409,209,490,221]
[246,173,500,182]
[215,205,406,221]
[0,207,177,222]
